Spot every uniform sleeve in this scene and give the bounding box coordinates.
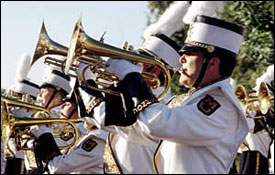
[47,137,105,174]
[88,102,134,136]
[86,102,119,134]
[134,93,237,146]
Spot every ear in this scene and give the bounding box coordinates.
[208,57,220,70]
[54,92,64,104]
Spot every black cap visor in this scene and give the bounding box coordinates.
[179,44,204,55]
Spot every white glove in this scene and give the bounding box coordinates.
[30,125,53,138]
[26,139,35,148]
[7,138,24,159]
[76,62,97,82]
[105,58,143,80]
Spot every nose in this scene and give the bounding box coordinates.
[37,92,43,102]
[38,91,42,98]
[179,55,186,64]
[60,103,66,110]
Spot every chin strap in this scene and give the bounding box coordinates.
[45,88,57,109]
[72,80,88,118]
[67,107,78,119]
[193,57,211,88]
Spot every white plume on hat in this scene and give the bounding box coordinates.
[8,53,40,98]
[183,1,224,24]
[255,64,274,92]
[15,53,31,83]
[143,1,191,39]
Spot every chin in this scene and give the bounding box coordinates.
[179,78,192,88]
[60,113,66,118]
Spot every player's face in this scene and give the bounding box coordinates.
[38,87,62,109]
[178,50,204,88]
[38,87,54,108]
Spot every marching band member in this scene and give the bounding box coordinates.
[3,53,40,174]
[105,14,249,174]
[29,90,108,174]
[239,65,274,174]
[100,1,193,172]
[22,63,73,173]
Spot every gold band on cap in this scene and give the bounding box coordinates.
[185,41,215,53]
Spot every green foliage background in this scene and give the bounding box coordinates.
[146,1,274,96]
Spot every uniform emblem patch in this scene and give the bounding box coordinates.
[82,139,97,152]
[60,132,73,141]
[197,95,221,116]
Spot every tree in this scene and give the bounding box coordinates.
[221,1,274,90]
[146,1,274,95]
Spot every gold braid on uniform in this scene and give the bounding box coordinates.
[86,98,103,115]
[132,98,158,115]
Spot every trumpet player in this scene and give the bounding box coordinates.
[3,53,40,174]
[104,13,249,174]
[239,65,274,174]
[20,62,74,173]
[28,89,108,174]
[73,2,192,173]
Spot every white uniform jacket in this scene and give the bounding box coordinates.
[244,118,273,158]
[47,129,108,174]
[129,78,249,174]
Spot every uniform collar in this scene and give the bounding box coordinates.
[188,76,230,96]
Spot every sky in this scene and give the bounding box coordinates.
[1,1,150,89]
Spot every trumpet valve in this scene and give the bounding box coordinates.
[122,41,128,50]
[128,45,134,52]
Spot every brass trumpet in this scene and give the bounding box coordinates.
[235,82,274,119]
[1,95,82,158]
[65,16,172,100]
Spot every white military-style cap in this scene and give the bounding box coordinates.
[180,15,244,57]
[40,66,71,96]
[8,53,40,99]
[139,34,181,69]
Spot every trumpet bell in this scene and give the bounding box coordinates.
[234,85,247,110]
[31,21,68,67]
